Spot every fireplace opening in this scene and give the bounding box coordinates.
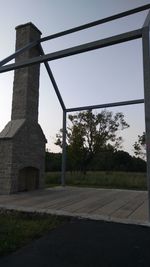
[18,167,39,192]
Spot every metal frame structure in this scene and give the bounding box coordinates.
[0,4,150,218]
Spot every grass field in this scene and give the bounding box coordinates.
[0,210,68,257]
[45,171,147,191]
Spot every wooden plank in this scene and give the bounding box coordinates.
[2,190,71,207]
[92,190,139,216]
[38,188,114,209]
[112,192,147,219]
[0,187,148,225]
[60,190,117,213]
[129,200,148,221]
[33,188,102,209]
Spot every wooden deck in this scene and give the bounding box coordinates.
[0,186,149,226]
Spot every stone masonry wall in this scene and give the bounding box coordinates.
[0,140,13,194]
[10,121,46,193]
[11,23,42,122]
[0,23,46,194]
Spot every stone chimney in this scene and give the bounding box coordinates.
[0,23,47,194]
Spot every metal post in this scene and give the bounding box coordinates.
[61,110,67,186]
[142,26,150,222]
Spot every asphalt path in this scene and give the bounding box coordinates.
[0,219,150,267]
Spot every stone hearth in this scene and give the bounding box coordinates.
[0,23,46,194]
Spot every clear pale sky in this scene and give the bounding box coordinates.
[0,0,149,154]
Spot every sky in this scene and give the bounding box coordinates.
[0,0,149,155]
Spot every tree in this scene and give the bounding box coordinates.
[133,132,146,160]
[55,110,129,172]
[45,152,61,172]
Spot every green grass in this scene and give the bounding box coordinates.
[45,171,147,191]
[0,209,68,257]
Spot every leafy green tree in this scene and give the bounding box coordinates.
[45,152,61,172]
[133,132,146,160]
[55,110,129,172]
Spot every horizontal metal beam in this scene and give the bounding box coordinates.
[39,45,66,111]
[40,4,150,43]
[0,40,39,67]
[0,4,149,67]
[0,29,142,74]
[66,99,144,113]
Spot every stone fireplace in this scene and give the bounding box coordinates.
[0,23,46,194]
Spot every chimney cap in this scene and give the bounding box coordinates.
[15,22,42,35]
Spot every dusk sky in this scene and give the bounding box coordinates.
[0,0,149,154]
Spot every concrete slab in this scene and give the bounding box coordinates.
[0,186,149,226]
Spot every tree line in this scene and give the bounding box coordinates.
[46,110,146,173]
